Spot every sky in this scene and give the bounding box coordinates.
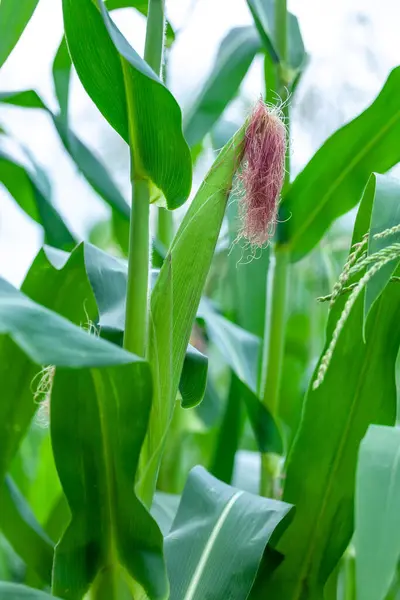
[0,0,399,285]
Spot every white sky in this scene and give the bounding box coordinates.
[0,0,399,285]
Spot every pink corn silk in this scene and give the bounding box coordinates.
[239,101,286,246]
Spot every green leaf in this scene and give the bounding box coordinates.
[226,192,270,339]
[138,257,173,507]
[52,0,175,116]
[269,184,400,599]
[0,91,130,220]
[363,173,400,323]
[183,26,261,148]
[199,299,261,392]
[0,278,168,598]
[151,492,180,536]
[247,0,279,62]
[0,583,60,599]
[165,466,293,600]
[0,138,75,250]
[0,476,54,584]
[51,363,167,600]
[146,124,246,491]
[209,373,243,484]
[281,66,400,262]
[0,0,39,68]
[179,345,208,409]
[52,38,71,119]
[63,0,191,209]
[199,299,283,454]
[246,0,305,73]
[355,425,400,600]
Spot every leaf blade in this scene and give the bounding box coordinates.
[281,66,400,261]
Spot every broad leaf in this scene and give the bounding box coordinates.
[0,278,168,599]
[63,0,191,208]
[184,26,261,148]
[281,66,400,261]
[268,179,400,598]
[144,124,246,496]
[0,0,39,68]
[165,466,293,600]
[355,425,400,600]
[51,364,167,599]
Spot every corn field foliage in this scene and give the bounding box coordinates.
[0,1,400,600]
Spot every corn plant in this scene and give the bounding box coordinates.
[1,1,400,600]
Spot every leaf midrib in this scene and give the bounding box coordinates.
[182,490,243,600]
[286,107,400,251]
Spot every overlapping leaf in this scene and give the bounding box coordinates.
[0,91,130,220]
[183,26,261,148]
[0,278,168,599]
[355,425,400,600]
[62,0,191,208]
[268,173,400,599]
[280,66,400,261]
[165,467,293,600]
[0,136,75,250]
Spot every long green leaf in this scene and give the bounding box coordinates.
[280,66,400,261]
[0,138,75,250]
[198,299,282,454]
[165,466,293,600]
[0,477,53,584]
[63,0,191,208]
[355,425,400,600]
[0,0,39,68]
[137,257,173,506]
[268,179,400,598]
[51,364,166,599]
[183,26,261,148]
[0,584,60,599]
[0,91,130,219]
[142,124,246,497]
[52,2,174,118]
[209,373,243,484]
[0,278,168,599]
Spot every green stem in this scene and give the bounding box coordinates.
[144,0,165,75]
[143,0,174,253]
[123,0,166,356]
[260,248,289,416]
[259,0,290,497]
[124,179,150,357]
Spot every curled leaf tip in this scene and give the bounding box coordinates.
[237,100,286,247]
